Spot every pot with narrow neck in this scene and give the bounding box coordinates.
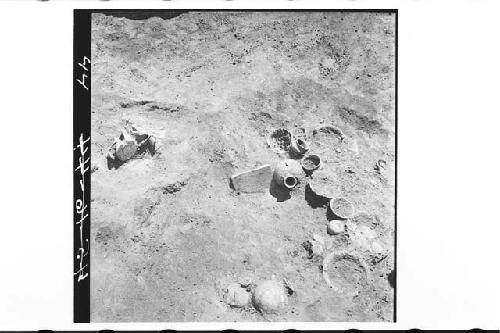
[273,159,302,189]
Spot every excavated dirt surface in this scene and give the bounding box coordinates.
[90,11,396,322]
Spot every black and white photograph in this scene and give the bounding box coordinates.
[2,0,500,331]
[87,10,396,322]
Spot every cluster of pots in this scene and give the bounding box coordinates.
[269,127,353,219]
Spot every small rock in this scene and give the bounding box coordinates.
[302,240,325,259]
[253,279,287,313]
[349,225,379,252]
[348,139,359,155]
[239,277,253,288]
[311,241,324,256]
[303,239,324,258]
[312,234,325,246]
[147,136,156,155]
[230,165,273,193]
[283,278,295,295]
[375,159,387,173]
[225,283,251,308]
[327,220,345,235]
[324,237,334,250]
[369,240,389,264]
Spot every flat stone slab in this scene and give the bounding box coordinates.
[230,164,273,193]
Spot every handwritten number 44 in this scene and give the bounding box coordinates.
[76,56,91,90]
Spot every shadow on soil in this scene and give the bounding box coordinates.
[269,179,291,202]
[304,183,329,208]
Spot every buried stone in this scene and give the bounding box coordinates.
[253,279,287,314]
[327,220,345,235]
[225,283,251,308]
[230,165,273,193]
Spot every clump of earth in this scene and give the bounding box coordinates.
[90,11,395,322]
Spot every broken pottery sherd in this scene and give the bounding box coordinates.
[291,126,307,141]
[147,136,156,155]
[329,197,355,219]
[114,130,138,162]
[253,279,287,314]
[311,241,324,257]
[303,238,324,259]
[375,159,386,173]
[312,234,325,246]
[283,278,295,296]
[230,164,273,193]
[127,124,150,144]
[273,159,302,189]
[289,136,309,157]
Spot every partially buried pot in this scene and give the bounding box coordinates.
[329,197,354,219]
[267,128,292,154]
[301,154,321,173]
[273,159,302,189]
[307,169,341,199]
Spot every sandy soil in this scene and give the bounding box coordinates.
[90,11,395,322]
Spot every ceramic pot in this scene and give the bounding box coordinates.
[290,136,309,156]
[301,154,321,172]
[329,197,354,219]
[273,159,302,189]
